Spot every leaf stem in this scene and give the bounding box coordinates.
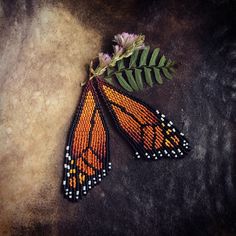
[104,64,174,79]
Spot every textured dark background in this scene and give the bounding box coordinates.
[0,0,235,235]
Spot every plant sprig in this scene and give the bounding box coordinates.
[103,47,176,92]
[84,32,176,92]
[90,33,145,79]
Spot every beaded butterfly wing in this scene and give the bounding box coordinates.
[96,78,190,159]
[63,80,110,200]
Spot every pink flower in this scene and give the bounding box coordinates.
[113,45,124,56]
[114,32,144,49]
[98,53,112,67]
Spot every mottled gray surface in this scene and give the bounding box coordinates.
[0,0,235,235]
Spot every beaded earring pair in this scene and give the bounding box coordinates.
[62,77,190,201]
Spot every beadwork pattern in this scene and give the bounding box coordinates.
[95,78,190,160]
[63,80,110,200]
[63,77,190,201]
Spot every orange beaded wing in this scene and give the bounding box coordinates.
[96,78,190,160]
[63,80,110,200]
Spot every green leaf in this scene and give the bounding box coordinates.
[134,69,143,90]
[170,61,176,67]
[153,68,163,84]
[144,67,153,87]
[115,72,133,92]
[158,55,166,67]
[125,70,139,91]
[162,68,173,80]
[104,77,113,85]
[166,60,176,68]
[166,59,172,67]
[149,48,160,66]
[107,67,115,76]
[139,46,150,66]
[129,50,139,68]
[117,60,125,71]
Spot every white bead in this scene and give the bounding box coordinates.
[93,177,96,180]
[65,189,69,192]
[172,128,176,132]
[153,154,156,156]
[135,152,139,155]
[175,155,178,158]
[180,133,184,136]
[67,173,70,177]
[65,192,68,195]
[137,155,140,158]
[66,153,69,157]
[161,114,165,118]
[155,157,158,160]
[69,191,72,194]
[161,118,164,121]
[64,164,67,168]
[94,181,97,185]
[169,121,173,125]
[108,162,112,166]
[69,195,72,198]
[63,180,66,185]
[66,146,70,150]
[147,156,151,158]
[145,153,148,156]
[67,165,70,170]
[83,191,87,195]
[156,110,160,114]
[108,166,112,169]
[88,181,91,185]
[99,178,102,181]
[68,156,71,161]
[76,196,79,199]
[76,191,79,195]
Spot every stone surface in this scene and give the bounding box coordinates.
[0,0,235,235]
